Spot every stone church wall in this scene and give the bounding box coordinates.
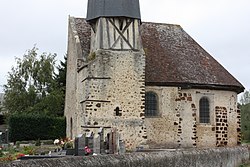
[145,86,240,148]
[65,17,83,139]
[78,50,146,150]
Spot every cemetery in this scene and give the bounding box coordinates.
[0,126,124,162]
[0,128,249,167]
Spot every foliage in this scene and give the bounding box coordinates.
[0,154,17,162]
[35,139,41,146]
[239,162,250,167]
[0,149,3,157]
[54,55,67,94]
[53,55,67,115]
[8,113,66,142]
[87,52,96,61]
[22,146,35,155]
[27,89,65,116]
[0,146,21,162]
[3,47,66,117]
[240,90,250,105]
[54,137,74,149]
[0,144,59,162]
[241,103,250,141]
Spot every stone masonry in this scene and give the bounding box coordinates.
[65,0,244,151]
[145,87,240,148]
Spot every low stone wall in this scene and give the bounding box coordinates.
[1,147,249,167]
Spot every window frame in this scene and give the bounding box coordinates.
[199,96,210,124]
[145,91,159,117]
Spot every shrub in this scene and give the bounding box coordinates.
[8,113,66,142]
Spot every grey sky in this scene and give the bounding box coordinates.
[0,0,249,94]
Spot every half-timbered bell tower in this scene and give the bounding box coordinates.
[81,0,147,150]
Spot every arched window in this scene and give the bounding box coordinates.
[145,92,158,117]
[199,97,210,123]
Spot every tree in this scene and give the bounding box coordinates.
[240,103,250,141]
[55,55,67,92]
[240,90,250,105]
[53,55,67,113]
[3,47,65,116]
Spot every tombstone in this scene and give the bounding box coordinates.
[74,134,85,156]
[109,128,118,154]
[86,131,94,153]
[93,135,101,154]
[98,127,105,154]
[0,131,2,145]
[119,140,126,154]
[5,129,9,144]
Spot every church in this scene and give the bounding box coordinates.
[64,0,244,151]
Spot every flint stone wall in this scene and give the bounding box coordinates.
[2,147,249,167]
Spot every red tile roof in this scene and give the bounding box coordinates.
[73,18,244,93]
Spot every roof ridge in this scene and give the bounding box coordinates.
[141,21,181,27]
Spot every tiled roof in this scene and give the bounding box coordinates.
[74,18,91,58]
[141,22,244,93]
[73,18,244,93]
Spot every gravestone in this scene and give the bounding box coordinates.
[86,131,94,154]
[109,128,118,154]
[119,139,126,154]
[75,134,85,156]
[98,127,105,154]
[93,135,101,154]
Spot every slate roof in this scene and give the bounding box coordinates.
[86,0,141,21]
[73,18,244,93]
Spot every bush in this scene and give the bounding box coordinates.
[8,114,66,142]
[241,103,250,141]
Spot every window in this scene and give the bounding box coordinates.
[199,97,210,123]
[70,118,73,139]
[145,92,158,117]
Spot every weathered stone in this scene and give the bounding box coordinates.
[2,147,248,167]
[65,1,242,150]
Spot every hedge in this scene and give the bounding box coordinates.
[8,114,66,142]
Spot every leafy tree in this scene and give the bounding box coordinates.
[44,55,67,116]
[55,55,67,92]
[241,103,250,141]
[240,90,250,105]
[53,55,67,113]
[3,47,65,116]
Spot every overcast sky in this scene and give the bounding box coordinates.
[0,0,249,94]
